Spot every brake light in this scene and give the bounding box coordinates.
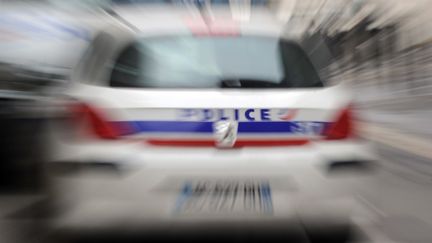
[324,107,354,140]
[184,17,240,36]
[71,103,118,140]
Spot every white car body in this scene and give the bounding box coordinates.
[46,4,375,242]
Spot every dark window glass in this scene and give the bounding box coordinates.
[109,36,323,88]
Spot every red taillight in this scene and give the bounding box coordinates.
[184,17,240,37]
[324,107,354,140]
[71,103,118,140]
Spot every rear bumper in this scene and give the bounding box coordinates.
[47,139,375,209]
[48,138,376,168]
[42,139,376,241]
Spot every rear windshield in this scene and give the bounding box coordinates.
[109,36,323,89]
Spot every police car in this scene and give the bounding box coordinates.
[46,4,374,243]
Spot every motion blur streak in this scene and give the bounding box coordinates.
[0,0,432,243]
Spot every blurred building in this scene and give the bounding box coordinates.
[268,0,432,110]
[2,0,432,101]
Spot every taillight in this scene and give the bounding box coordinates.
[70,103,118,140]
[324,107,354,140]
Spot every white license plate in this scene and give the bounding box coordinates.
[174,180,273,215]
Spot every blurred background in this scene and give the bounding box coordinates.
[1,0,432,242]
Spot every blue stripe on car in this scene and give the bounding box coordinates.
[112,121,329,135]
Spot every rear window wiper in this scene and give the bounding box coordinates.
[219,79,281,89]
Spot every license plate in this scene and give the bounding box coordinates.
[174,180,273,215]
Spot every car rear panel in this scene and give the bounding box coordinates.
[67,84,352,146]
[47,83,361,238]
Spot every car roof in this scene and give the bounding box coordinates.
[111,4,290,38]
[73,5,301,83]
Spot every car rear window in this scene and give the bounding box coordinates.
[109,36,323,89]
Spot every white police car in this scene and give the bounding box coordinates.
[46,4,374,243]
